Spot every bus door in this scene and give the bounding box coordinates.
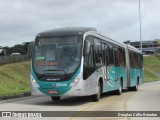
[113,47,119,85]
[107,43,116,89]
[102,43,109,80]
[130,52,138,86]
[130,66,136,86]
[86,37,102,94]
[83,36,96,95]
[85,45,96,94]
[129,52,133,85]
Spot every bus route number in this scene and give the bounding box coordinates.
[56,83,67,87]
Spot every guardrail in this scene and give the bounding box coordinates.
[0,55,29,65]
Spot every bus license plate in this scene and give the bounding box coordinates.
[48,90,58,94]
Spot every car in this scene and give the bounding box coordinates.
[10,53,21,56]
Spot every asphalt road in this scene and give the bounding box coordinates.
[0,81,160,120]
[127,81,160,120]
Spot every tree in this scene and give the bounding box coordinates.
[2,46,11,55]
[0,50,5,56]
[1,42,32,55]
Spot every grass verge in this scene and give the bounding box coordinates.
[0,61,30,96]
[144,55,160,82]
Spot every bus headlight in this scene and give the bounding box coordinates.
[70,76,80,87]
[31,75,40,88]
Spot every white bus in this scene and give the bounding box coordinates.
[28,27,144,102]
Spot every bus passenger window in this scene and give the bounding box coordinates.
[108,43,114,65]
[94,38,102,68]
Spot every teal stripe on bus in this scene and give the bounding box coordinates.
[31,68,80,96]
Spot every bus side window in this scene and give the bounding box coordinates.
[94,38,102,69]
[113,47,118,66]
[105,44,109,65]
[108,43,114,65]
[138,54,143,69]
[123,48,126,66]
[102,43,109,66]
[102,43,105,65]
[117,47,125,66]
[129,52,133,68]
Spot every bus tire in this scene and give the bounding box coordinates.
[132,81,138,91]
[51,96,60,101]
[115,80,122,95]
[91,82,101,102]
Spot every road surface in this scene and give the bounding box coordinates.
[127,81,160,120]
[0,81,160,120]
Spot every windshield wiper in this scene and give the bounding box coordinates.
[43,69,70,79]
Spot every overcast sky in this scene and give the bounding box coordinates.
[0,0,160,47]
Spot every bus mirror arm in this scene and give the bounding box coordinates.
[27,42,35,59]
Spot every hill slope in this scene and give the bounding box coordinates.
[144,55,160,82]
[0,61,30,96]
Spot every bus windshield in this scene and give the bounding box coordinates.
[33,36,82,78]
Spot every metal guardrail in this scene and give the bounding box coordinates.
[0,55,29,65]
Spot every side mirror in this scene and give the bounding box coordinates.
[27,42,34,59]
[83,40,91,56]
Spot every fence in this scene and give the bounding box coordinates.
[0,55,29,65]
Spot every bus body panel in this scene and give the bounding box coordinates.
[140,67,144,85]
[130,68,138,87]
[103,66,125,92]
[31,67,82,96]
[120,67,127,89]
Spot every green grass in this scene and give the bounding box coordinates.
[144,55,160,82]
[0,61,30,96]
[157,40,160,44]
[144,55,160,65]
[144,69,159,83]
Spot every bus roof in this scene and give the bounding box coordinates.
[37,27,97,37]
[36,27,141,54]
[127,44,142,54]
[84,31,126,48]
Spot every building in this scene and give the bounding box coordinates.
[124,39,160,54]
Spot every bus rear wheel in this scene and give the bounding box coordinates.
[115,80,122,95]
[132,81,138,91]
[51,96,61,101]
[91,82,101,102]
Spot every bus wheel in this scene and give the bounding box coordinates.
[51,96,60,101]
[115,80,122,95]
[91,82,101,102]
[132,81,138,91]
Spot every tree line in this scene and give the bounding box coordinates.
[0,42,32,56]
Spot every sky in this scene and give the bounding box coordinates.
[0,0,160,47]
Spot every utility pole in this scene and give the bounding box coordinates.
[139,0,142,52]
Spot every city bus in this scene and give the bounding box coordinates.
[27,27,144,102]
